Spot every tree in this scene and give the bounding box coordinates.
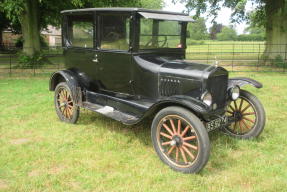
[217,26,237,41]
[0,11,10,46]
[0,0,163,56]
[176,0,287,59]
[209,22,223,40]
[188,17,208,40]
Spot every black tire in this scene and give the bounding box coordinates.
[223,90,265,139]
[54,82,79,124]
[151,106,210,173]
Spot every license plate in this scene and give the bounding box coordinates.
[206,116,228,132]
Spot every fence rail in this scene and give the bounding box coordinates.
[0,43,286,77]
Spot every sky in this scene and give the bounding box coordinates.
[163,0,255,34]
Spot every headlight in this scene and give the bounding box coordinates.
[201,92,212,106]
[229,86,240,100]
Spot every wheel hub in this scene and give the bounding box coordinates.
[171,135,183,147]
[233,111,243,121]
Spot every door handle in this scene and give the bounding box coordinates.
[92,58,99,63]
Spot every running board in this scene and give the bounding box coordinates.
[82,102,139,125]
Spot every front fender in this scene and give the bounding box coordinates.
[228,77,263,89]
[143,95,219,121]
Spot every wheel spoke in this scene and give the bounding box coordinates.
[181,125,190,137]
[67,107,72,118]
[182,146,195,160]
[239,121,243,133]
[183,142,198,150]
[241,104,251,113]
[162,124,174,136]
[183,136,196,141]
[167,146,175,155]
[242,112,255,116]
[169,119,177,134]
[243,117,255,123]
[233,121,238,131]
[162,141,171,146]
[63,108,67,118]
[229,104,235,112]
[241,119,251,130]
[160,132,172,140]
[234,100,238,111]
[179,147,187,164]
[239,98,244,111]
[177,119,181,135]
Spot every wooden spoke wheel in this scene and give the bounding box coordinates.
[54,82,79,124]
[151,106,210,173]
[224,90,265,139]
[157,115,199,167]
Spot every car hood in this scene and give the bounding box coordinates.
[134,55,220,81]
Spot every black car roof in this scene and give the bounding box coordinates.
[61,7,188,16]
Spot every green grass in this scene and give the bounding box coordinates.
[0,72,286,191]
[186,40,267,62]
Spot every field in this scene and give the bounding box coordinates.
[0,72,287,191]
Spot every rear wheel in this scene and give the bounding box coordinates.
[224,90,265,139]
[54,82,79,124]
[151,106,210,173]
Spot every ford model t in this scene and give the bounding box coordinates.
[49,8,265,173]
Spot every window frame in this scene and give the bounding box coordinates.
[135,15,188,52]
[64,12,96,49]
[97,12,133,52]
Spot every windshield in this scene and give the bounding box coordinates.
[139,19,182,49]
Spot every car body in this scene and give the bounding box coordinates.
[49,8,265,173]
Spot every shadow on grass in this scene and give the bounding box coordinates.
[77,109,264,174]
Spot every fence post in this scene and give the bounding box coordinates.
[284,44,287,72]
[257,44,261,71]
[9,54,12,77]
[33,60,36,76]
[207,44,210,64]
[231,44,235,72]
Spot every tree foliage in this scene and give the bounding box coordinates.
[216,26,237,41]
[187,17,208,40]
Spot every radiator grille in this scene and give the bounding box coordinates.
[160,78,180,97]
[207,74,228,108]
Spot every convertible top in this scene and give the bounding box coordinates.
[61,7,193,22]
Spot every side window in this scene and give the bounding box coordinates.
[67,15,94,48]
[100,14,130,50]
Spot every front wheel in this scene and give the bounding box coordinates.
[223,90,265,139]
[151,106,210,173]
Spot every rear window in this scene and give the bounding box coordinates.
[67,15,94,48]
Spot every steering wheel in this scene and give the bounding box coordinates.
[105,32,121,41]
[144,36,168,48]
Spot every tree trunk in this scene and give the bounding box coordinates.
[0,29,3,47]
[264,0,287,62]
[21,0,41,56]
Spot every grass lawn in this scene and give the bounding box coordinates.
[0,72,287,191]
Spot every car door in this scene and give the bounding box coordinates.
[63,13,99,89]
[95,13,133,95]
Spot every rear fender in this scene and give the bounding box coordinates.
[49,70,82,105]
[228,77,263,89]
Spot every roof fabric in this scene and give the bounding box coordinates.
[138,12,194,22]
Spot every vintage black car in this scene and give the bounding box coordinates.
[49,8,266,173]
